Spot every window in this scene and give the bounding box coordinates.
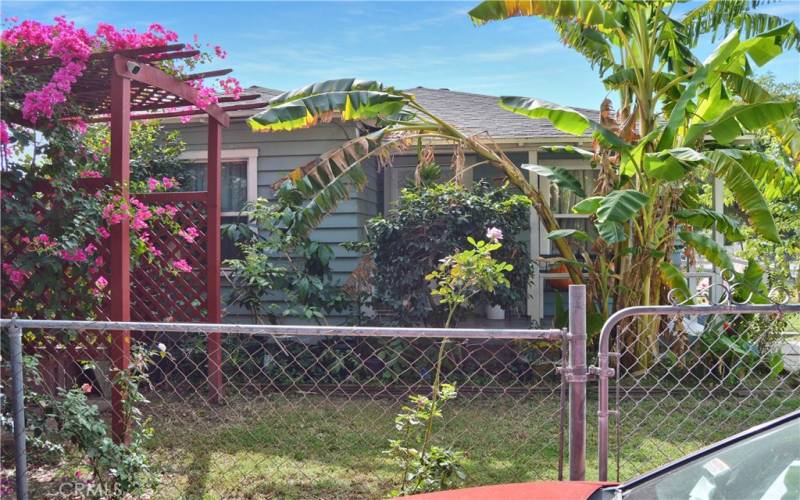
[537,156,598,255]
[180,149,258,260]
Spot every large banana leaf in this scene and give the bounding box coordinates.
[249,91,407,133]
[278,130,390,237]
[596,189,650,224]
[499,96,627,150]
[644,147,706,181]
[683,101,796,146]
[674,207,746,242]
[468,0,620,29]
[683,0,800,50]
[522,163,586,197]
[723,72,800,164]
[679,231,735,271]
[706,149,779,242]
[713,148,800,200]
[267,78,394,106]
[596,220,626,244]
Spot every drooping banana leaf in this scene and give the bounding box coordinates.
[658,261,693,304]
[277,130,391,237]
[683,0,800,51]
[706,150,780,242]
[711,149,800,200]
[679,231,735,271]
[267,78,396,106]
[522,163,586,197]
[499,96,628,150]
[538,145,595,160]
[683,101,796,146]
[248,91,407,133]
[723,72,800,165]
[547,228,591,242]
[674,207,746,242]
[468,0,620,29]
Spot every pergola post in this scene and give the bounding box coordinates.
[207,118,223,403]
[110,68,132,443]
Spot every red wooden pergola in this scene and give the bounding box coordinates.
[2,45,263,441]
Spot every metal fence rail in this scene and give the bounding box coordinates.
[1,318,567,499]
[595,301,800,482]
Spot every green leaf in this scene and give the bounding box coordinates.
[547,229,591,241]
[596,190,650,224]
[267,78,395,106]
[674,207,746,242]
[468,0,620,29]
[644,147,706,181]
[657,66,708,150]
[706,150,779,243]
[248,91,407,132]
[659,261,692,304]
[596,221,626,244]
[499,96,627,150]
[572,196,602,215]
[499,96,589,135]
[522,164,586,197]
[537,145,595,160]
[684,101,796,146]
[276,130,392,237]
[679,231,734,271]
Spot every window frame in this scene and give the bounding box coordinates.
[179,148,258,216]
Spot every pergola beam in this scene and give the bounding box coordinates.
[112,55,230,127]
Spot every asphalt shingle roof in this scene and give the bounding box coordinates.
[406,87,599,139]
[231,85,599,139]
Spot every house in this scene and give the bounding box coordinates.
[168,85,724,325]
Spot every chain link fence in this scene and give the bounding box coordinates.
[1,321,566,499]
[596,304,800,482]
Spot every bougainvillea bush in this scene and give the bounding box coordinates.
[0,16,239,319]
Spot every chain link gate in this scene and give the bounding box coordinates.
[594,281,800,482]
[1,318,575,499]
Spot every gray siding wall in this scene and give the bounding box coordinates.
[170,119,378,323]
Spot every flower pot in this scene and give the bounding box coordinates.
[550,263,572,291]
[486,304,506,320]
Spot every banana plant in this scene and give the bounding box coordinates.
[470,0,800,365]
[246,78,588,284]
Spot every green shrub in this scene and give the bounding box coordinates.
[360,180,531,326]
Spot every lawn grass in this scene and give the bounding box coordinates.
[136,390,800,499]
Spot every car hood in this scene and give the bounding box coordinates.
[406,481,617,500]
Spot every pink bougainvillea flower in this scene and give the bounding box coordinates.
[161,177,175,189]
[80,383,92,394]
[95,276,108,290]
[59,248,88,262]
[179,226,200,244]
[97,226,111,239]
[164,204,178,217]
[94,256,105,267]
[79,170,103,178]
[147,177,160,191]
[172,259,192,273]
[84,243,97,255]
[486,227,503,242]
[34,233,50,246]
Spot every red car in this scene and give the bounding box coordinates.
[409,410,800,499]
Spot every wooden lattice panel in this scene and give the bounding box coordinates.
[131,198,208,322]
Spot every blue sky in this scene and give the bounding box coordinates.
[4,1,799,109]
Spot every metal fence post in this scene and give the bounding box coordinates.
[8,316,29,499]
[568,285,587,481]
